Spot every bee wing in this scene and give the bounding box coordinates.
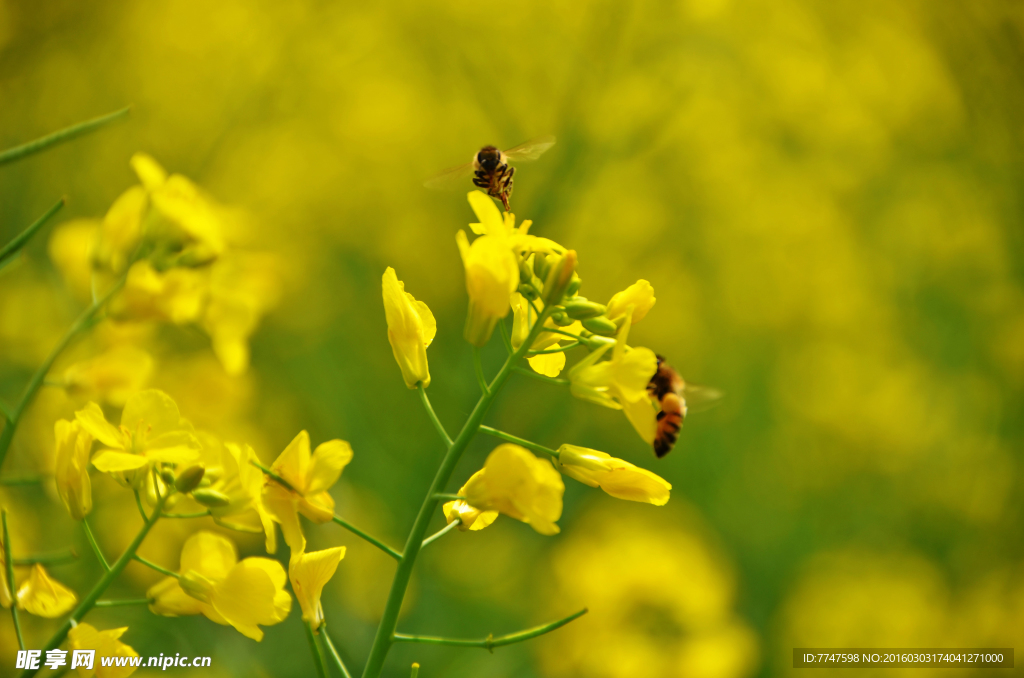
[503,135,556,162]
[423,161,475,190]
[680,384,724,413]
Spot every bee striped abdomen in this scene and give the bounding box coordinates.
[654,392,685,458]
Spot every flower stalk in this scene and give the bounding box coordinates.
[2,510,25,650]
[393,607,588,651]
[359,305,555,678]
[21,489,169,678]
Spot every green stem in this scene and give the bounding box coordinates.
[393,608,588,650]
[432,493,463,502]
[472,347,490,395]
[331,515,401,561]
[161,510,211,519]
[2,510,25,650]
[0,273,128,474]
[322,625,354,678]
[498,318,513,355]
[0,197,65,271]
[94,598,152,608]
[305,621,329,678]
[81,517,110,571]
[13,548,77,567]
[537,327,580,341]
[0,106,131,166]
[528,341,580,355]
[132,490,147,521]
[511,365,569,386]
[0,475,47,486]
[251,460,297,492]
[420,519,460,549]
[359,306,555,678]
[478,426,559,459]
[21,490,169,678]
[417,385,452,447]
[132,554,179,579]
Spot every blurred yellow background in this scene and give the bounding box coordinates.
[1,0,1022,676]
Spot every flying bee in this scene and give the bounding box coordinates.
[647,356,722,458]
[424,136,556,211]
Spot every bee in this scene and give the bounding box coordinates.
[647,356,722,458]
[424,136,556,211]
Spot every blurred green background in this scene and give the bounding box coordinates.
[1,0,1023,676]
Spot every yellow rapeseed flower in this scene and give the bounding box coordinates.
[62,345,153,408]
[511,292,583,377]
[605,279,656,325]
[67,623,139,678]
[206,441,279,554]
[456,229,518,347]
[460,444,564,535]
[569,317,659,444]
[17,564,77,617]
[76,390,200,485]
[556,445,671,505]
[130,153,225,263]
[442,470,499,532]
[54,419,94,520]
[382,267,436,388]
[289,546,346,631]
[262,431,353,553]
[147,531,291,641]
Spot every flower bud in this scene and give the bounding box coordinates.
[565,276,581,297]
[551,311,575,327]
[533,253,551,280]
[562,298,607,320]
[179,571,216,603]
[382,267,436,388]
[582,315,618,336]
[556,445,671,505]
[518,283,539,300]
[191,488,231,508]
[175,465,206,493]
[542,250,578,306]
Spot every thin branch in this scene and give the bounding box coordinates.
[512,365,569,386]
[528,341,580,355]
[498,318,513,355]
[132,554,178,579]
[0,272,129,474]
[2,510,25,650]
[331,515,401,561]
[0,106,131,166]
[305,620,329,678]
[82,517,110,571]
[478,426,559,459]
[0,475,47,486]
[473,347,490,395]
[13,548,77,567]
[417,384,452,448]
[393,608,588,651]
[94,598,152,608]
[421,519,460,549]
[537,327,581,341]
[251,460,297,493]
[161,510,211,519]
[132,490,148,521]
[321,625,353,678]
[0,197,65,272]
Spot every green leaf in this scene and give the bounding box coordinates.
[0,106,131,166]
[0,197,65,272]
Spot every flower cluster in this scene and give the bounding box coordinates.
[384,191,676,539]
[49,153,279,376]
